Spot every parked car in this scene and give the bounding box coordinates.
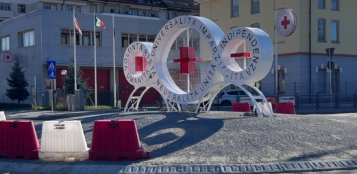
[217,90,247,106]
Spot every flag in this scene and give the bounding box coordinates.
[95,15,106,29]
[74,16,82,35]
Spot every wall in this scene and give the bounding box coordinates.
[0,11,43,104]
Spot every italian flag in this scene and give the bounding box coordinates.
[95,15,106,29]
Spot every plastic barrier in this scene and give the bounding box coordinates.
[0,111,6,121]
[253,102,273,116]
[275,102,295,114]
[0,121,39,159]
[231,103,251,112]
[39,121,89,161]
[89,119,150,161]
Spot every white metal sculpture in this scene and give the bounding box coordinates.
[123,16,274,117]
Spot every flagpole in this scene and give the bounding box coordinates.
[113,14,116,108]
[94,12,97,109]
[73,10,77,91]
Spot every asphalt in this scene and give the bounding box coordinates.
[0,110,357,173]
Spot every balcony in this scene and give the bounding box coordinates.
[100,12,159,21]
[0,10,14,18]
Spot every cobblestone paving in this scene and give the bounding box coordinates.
[1,111,357,173]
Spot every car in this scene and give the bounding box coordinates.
[217,89,247,106]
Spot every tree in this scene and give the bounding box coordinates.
[65,59,93,102]
[6,60,30,104]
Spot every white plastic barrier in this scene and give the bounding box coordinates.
[253,102,273,116]
[0,111,6,121]
[39,121,89,161]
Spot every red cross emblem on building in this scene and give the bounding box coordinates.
[281,16,290,30]
[173,47,202,74]
[135,56,147,72]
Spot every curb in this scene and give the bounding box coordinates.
[0,159,356,173]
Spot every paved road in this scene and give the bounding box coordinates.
[1,110,357,173]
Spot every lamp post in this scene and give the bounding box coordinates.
[275,5,290,95]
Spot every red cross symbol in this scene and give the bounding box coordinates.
[281,16,290,30]
[231,51,252,69]
[230,52,252,60]
[173,47,202,74]
[135,56,147,72]
[5,55,10,60]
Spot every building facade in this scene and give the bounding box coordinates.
[0,0,200,105]
[196,0,357,97]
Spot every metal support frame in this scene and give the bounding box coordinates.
[124,85,179,113]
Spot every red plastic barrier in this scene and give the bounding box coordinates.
[0,121,39,160]
[266,96,276,108]
[232,103,251,112]
[275,102,295,114]
[89,119,150,161]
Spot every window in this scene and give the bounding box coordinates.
[92,32,101,46]
[82,31,91,46]
[18,5,26,13]
[172,13,176,18]
[76,7,81,13]
[255,81,261,91]
[331,0,339,10]
[44,4,56,10]
[129,34,137,44]
[21,30,35,47]
[166,0,175,4]
[166,12,170,20]
[278,70,285,93]
[177,37,183,48]
[110,9,115,13]
[332,69,340,92]
[90,5,97,13]
[130,10,138,15]
[231,0,239,17]
[318,69,327,92]
[70,30,80,46]
[251,0,260,14]
[122,33,128,48]
[318,0,325,8]
[0,4,10,11]
[193,38,199,51]
[193,2,198,5]
[148,35,155,43]
[318,19,325,41]
[150,11,157,17]
[251,23,260,29]
[66,7,72,12]
[180,2,190,6]
[139,35,146,42]
[1,36,10,51]
[227,91,238,95]
[331,20,339,42]
[61,29,70,45]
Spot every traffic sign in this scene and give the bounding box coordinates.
[327,60,335,70]
[47,61,56,70]
[48,70,56,79]
[47,61,56,79]
[325,48,335,59]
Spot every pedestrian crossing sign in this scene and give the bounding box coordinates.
[47,61,56,70]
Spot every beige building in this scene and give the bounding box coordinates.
[196,0,356,97]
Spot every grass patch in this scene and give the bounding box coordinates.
[85,105,114,110]
[0,103,31,110]
[35,103,68,111]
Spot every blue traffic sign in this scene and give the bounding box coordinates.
[47,61,56,70]
[48,70,56,79]
[47,61,56,79]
